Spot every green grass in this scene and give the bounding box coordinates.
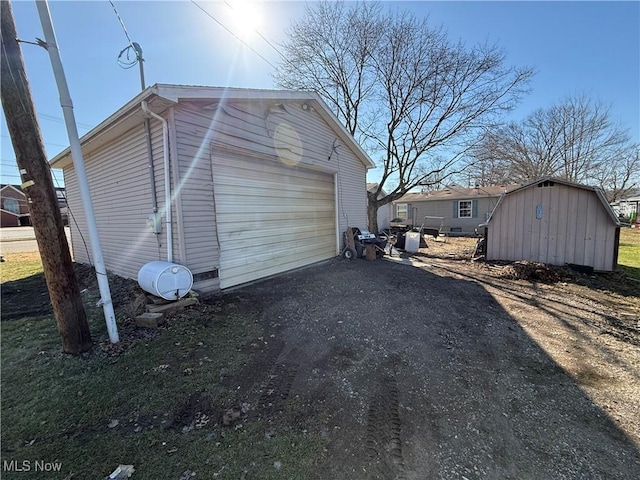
[617,227,640,279]
[1,262,325,479]
[0,252,43,282]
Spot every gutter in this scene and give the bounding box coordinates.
[141,101,173,262]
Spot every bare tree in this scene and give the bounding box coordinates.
[275,1,533,232]
[593,145,640,202]
[470,95,634,189]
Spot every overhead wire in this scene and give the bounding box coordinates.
[190,0,277,70]
[219,0,288,63]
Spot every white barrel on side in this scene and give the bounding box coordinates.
[137,261,193,300]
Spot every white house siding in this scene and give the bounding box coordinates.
[63,120,170,280]
[486,183,617,271]
[377,203,392,231]
[172,100,366,288]
[172,106,220,290]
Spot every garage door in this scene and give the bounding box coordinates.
[212,154,336,288]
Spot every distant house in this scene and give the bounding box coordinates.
[483,178,621,271]
[0,184,31,227]
[366,183,393,231]
[50,84,374,292]
[54,187,69,226]
[394,184,519,234]
[610,195,639,224]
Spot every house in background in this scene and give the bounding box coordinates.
[483,178,620,271]
[366,183,393,232]
[0,184,31,227]
[54,187,69,226]
[611,195,640,224]
[50,84,374,292]
[394,184,519,234]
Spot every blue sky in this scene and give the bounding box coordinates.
[1,1,638,187]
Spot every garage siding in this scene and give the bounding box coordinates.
[64,121,169,280]
[61,90,371,293]
[175,101,367,245]
[172,107,220,290]
[174,101,345,289]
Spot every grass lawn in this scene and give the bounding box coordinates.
[0,252,44,282]
[618,227,640,279]
[1,253,323,479]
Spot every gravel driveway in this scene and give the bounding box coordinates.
[213,255,640,479]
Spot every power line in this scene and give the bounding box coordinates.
[108,0,134,48]
[36,112,93,130]
[190,0,277,70]
[220,0,288,63]
[2,134,69,149]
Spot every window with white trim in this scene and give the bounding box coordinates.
[458,200,472,218]
[396,203,408,218]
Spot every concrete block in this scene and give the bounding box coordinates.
[135,312,165,328]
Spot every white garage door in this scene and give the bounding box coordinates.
[212,154,336,288]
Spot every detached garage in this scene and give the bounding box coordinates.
[50,84,374,292]
[483,178,621,271]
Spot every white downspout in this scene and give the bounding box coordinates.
[36,0,119,343]
[141,101,173,262]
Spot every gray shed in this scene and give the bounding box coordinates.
[50,84,374,292]
[483,177,621,271]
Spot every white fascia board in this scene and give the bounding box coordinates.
[49,86,167,168]
[50,84,376,170]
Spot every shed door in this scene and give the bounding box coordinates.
[211,154,336,289]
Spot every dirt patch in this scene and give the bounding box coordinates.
[206,240,639,479]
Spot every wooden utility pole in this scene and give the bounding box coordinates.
[1,0,92,354]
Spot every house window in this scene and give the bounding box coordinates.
[458,200,472,218]
[396,203,408,218]
[3,198,19,214]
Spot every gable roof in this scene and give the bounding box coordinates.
[487,177,621,226]
[366,182,389,196]
[49,84,375,170]
[0,184,25,196]
[398,184,520,203]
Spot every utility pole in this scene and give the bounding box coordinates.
[1,0,91,354]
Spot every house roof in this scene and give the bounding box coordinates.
[486,177,621,226]
[397,184,520,203]
[366,183,389,196]
[49,84,375,170]
[0,184,25,196]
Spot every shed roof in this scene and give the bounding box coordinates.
[49,84,375,170]
[398,184,519,203]
[486,177,621,226]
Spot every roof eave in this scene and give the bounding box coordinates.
[49,84,375,170]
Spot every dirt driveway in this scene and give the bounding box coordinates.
[205,250,640,479]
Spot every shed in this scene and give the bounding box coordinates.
[50,84,374,292]
[483,178,621,271]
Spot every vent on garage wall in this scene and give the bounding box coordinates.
[192,269,219,282]
[537,180,555,187]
